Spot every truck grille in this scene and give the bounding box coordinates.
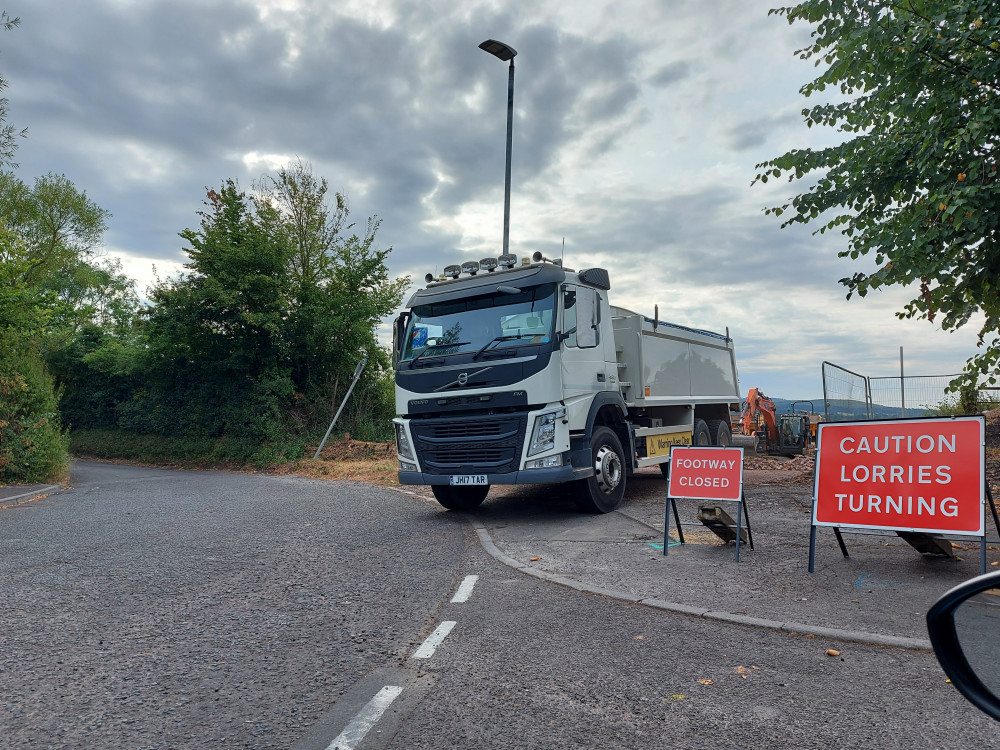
[426,423,506,439]
[410,414,527,475]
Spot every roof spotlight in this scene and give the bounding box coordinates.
[425,273,435,283]
[479,257,498,272]
[531,251,562,266]
[443,264,461,279]
[497,253,517,269]
[461,261,480,275]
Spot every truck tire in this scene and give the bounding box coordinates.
[707,419,731,447]
[693,419,712,446]
[431,484,489,511]
[576,426,626,513]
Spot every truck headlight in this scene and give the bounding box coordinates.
[395,422,414,460]
[528,408,566,456]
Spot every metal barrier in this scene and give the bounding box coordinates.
[869,374,958,418]
[821,361,871,421]
[822,362,999,422]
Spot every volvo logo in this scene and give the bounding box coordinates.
[433,366,494,392]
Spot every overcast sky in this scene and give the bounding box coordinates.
[3,0,983,402]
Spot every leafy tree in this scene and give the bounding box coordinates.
[0,16,75,481]
[256,160,409,425]
[0,171,110,288]
[756,1,1000,386]
[68,163,407,463]
[258,158,348,285]
[134,181,296,445]
[0,12,25,168]
[0,227,69,482]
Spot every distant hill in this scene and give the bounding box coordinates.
[737,395,934,421]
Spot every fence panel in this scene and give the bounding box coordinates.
[822,364,998,421]
[869,374,958,418]
[822,361,871,421]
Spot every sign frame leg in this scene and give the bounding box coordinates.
[663,496,685,557]
[808,524,817,573]
[741,491,755,550]
[734,501,743,562]
[987,483,1000,539]
[833,527,850,558]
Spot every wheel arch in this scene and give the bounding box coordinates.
[694,403,732,429]
[585,392,633,468]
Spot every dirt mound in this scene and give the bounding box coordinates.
[312,437,395,461]
[742,455,814,472]
[986,408,1000,496]
[985,406,1000,444]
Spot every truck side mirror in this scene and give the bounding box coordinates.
[392,312,411,367]
[576,290,599,349]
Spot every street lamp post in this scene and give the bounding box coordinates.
[479,39,517,256]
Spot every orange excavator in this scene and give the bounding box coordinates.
[740,387,811,456]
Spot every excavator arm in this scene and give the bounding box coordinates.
[740,387,778,442]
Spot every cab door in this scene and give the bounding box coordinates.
[560,285,608,398]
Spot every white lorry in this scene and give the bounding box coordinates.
[391,253,741,513]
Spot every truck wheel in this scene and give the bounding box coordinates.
[576,426,626,513]
[431,484,489,511]
[707,419,731,447]
[693,419,712,446]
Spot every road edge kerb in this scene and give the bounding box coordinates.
[0,485,61,506]
[467,518,933,652]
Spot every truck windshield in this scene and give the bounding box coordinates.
[401,283,556,363]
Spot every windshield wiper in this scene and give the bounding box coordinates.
[407,341,470,369]
[472,334,534,360]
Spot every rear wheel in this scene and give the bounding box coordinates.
[707,419,732,447]
[431,484,489,511]
[576,426,626,513]
[693,419,712,446]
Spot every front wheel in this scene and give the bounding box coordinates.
[431,484,489,511]
[576,426,627,513]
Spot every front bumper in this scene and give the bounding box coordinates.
[399,464,591,486]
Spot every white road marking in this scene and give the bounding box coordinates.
[325,685,403,750]
[451,575,479,603]
[413,621,457,659]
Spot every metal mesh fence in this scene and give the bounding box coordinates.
[821,361,870,421]
[869,375,957,417]
[823,364,1000,422]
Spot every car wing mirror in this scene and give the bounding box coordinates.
[927,570,1000,721]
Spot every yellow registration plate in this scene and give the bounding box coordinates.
[645,431,691,458]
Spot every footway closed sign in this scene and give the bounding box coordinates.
[668,446,743,501]
[813,417,985,535]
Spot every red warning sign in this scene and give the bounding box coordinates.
[813,417,985,535]
[668,446,743,501]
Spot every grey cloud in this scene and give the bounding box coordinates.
[554,185,846,295]
[726,112,801,152]
[4,1,646,274]
[648,61,693,87]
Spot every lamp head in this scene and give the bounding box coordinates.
[479,39,517,62]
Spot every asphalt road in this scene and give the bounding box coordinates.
[1,462,996,748]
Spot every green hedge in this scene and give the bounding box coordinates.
[0,350,69,483]
[70,428,307,467]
